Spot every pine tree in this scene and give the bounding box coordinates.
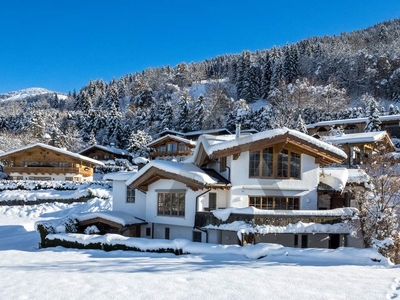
[364,96,381,132]
[192,95,205,131]
[89,129,97,146]
[260,51,272,99]
[295,114,308,134]
[127,130,152,158]
[160,102,174,131]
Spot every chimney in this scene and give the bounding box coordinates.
[235,123,241,139]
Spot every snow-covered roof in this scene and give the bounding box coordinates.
[158,128,232,139]
[74,211,145,226]
[0,143,104,166]
[125,160,230,189]
[79,144,132,156]
[146,134,196,147]
[194,128,347,159]
[306,114,400,129]
[211,207,358,222]
[103,171,138,181]
[323,131,392,145]
[319,167,349,191]
[347,168,370,184]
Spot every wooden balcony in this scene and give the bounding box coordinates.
[195,211,345,228]
[149,149,191,157]
[4,166,93,177]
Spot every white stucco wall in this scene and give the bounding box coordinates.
[197,190,229,211]
[111,180,146,220]
[227,152,319,210]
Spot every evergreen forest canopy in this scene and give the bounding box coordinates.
[1,18,400,155]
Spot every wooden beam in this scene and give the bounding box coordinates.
[233,153,240,160]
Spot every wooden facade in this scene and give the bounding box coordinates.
[0,143,103,181]
[78,145,132,162]
[147,135,196,160]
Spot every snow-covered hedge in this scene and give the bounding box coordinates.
[0,180,112,191]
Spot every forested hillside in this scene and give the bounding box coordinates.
[1,18,400,155]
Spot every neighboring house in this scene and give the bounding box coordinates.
[322,131,394,167]
[0,143,104,181]
[157,128,232,140]
[78,144,133,163]
[318,167,370,209]
[108,128,364,249]
[306,114,400,137]
[147,134,196,161]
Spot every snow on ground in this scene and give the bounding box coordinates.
[0,191,399,299]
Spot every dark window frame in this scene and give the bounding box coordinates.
[157,192,185,217]
[126,187,135,203]
[249,146,301,179]
[248,196,300,210]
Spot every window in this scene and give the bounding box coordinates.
[126,187,135,203]
[209,193,217,210]
[178,143,187,151]
[167,143,177,152]
[165,227,170,240]
[193,231,202,243]
[157,192,185,217]
[249,196,299,210]
[146,227,151,237]
[249,147,300,179]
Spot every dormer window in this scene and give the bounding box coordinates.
[249,147,301,179]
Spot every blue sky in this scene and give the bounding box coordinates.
[1,1,400,94]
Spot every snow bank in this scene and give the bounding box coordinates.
[45,233,390,265]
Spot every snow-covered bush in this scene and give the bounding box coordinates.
[84,225,100,235]
[354,160,400,263]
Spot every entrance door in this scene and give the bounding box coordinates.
[301,235,308,248]
[329,234,340,249]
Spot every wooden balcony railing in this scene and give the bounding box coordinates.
[195,211,345,228]
[149,149,191,157]
[4,167,93,177]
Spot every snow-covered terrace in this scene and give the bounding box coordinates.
[75,211,145,226]
[211,206,357,222]
[205,220,354,235]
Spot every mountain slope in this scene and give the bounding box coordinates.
[0,87,68,102]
